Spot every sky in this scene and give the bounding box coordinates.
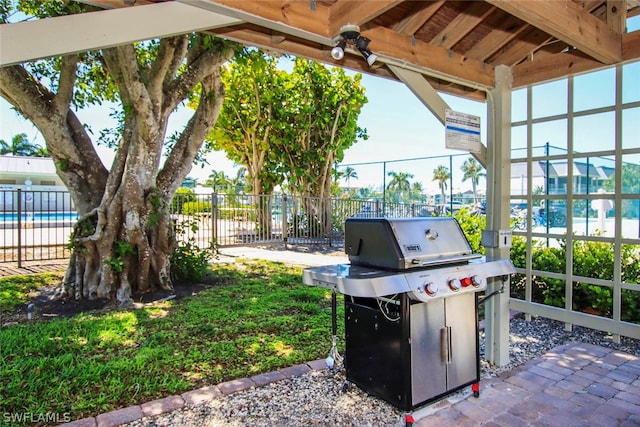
[0,70,487,194]
[1,15,638,196]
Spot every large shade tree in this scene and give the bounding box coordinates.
[209,53,367,236]
[0,2,234,304]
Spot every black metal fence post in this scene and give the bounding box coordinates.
[282,194,288,248]
[212,192,218,246]
[17,189,22,268]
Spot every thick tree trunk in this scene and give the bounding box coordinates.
[1,34,232,305]
[63,183,174,304]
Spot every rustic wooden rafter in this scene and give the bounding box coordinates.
[5,0,638,100]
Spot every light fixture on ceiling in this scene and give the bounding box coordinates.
[330,39,346,60]
[331,24,378,66]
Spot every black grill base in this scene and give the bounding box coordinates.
[344,293,480,411]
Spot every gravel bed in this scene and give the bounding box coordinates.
[123,315,640,427]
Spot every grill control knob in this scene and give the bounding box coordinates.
[448,278,461,292]
[424,282,438,296]
[471,275,483,287]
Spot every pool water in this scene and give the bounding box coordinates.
[0,212,78,222]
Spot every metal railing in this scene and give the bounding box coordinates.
[2,188,639,342]
[0,190,446,266]
[0,190,76,266]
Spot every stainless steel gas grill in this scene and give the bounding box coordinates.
[302,217,514,413]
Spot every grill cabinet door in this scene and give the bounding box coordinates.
[445,292,478,389]
[345,298,407,408]
[410,300,447,403]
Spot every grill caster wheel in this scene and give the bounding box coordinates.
[472,382,480,398]
[341,381,351,393]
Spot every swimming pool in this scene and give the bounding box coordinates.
[0,212,79,222]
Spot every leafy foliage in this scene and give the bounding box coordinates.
[510,236,640,321]
[208,51,368,200]
[0,133,48,156]
[454,208,486,254]
[171,241,215,283]
[170,217,216,283]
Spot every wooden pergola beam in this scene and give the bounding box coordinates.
[486,0,622,64]
[512,30,640,88]
[362,26,495,89]
[328,0,402,36]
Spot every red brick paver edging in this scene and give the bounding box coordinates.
[59,360,326,427]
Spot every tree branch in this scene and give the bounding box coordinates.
[0,64,108,212]
[149,36,185,103]
[157,70,225,195]
[54,55,79,113]
[163,41,230,116]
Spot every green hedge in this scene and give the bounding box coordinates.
[182,201,212,215]
[509,235,640,322]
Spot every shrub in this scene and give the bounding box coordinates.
[182,201,212,215]
[508,234,640,321]
[171,241,216,283]
[455,208,485,254]
[172,187,197,213]
[171,217,216,283]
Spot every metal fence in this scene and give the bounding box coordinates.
[0,189,446,266]
[0,190,77,266]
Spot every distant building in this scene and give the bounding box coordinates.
[511,160,613,197]
[0,155,72,211]
[0,155,64,189]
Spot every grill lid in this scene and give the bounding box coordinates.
[345,217,481,270]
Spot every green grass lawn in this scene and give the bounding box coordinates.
[0,260,344,424]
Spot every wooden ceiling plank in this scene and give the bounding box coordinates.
[623,30,640,60]
[328,0,403,36]
[486,0,622,64]
[606,0,626,33]
[430,3,495,49]
[212,25,387,73]
[0,2,242,66]
[392,0,445,35]
[209,0,332,37]
[490,27,553,66]
[362,25,494,88]
[211,24,486,101]
[465,15,528,61]
[512,50,603,87]
[513,29,640,88]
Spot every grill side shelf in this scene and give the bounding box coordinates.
[302,264,411,298]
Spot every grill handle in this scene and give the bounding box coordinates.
[440,326,452,365]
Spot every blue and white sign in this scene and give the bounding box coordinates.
[445,109,481,153]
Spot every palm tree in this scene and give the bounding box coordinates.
[411,182,425,203]
[461,157,485,203]
[432,165,450,205]
[232,167,248,194]
[342,166,358,190]
[0,133,42,156]
[387,171,414,203]
[206,170,231,192]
